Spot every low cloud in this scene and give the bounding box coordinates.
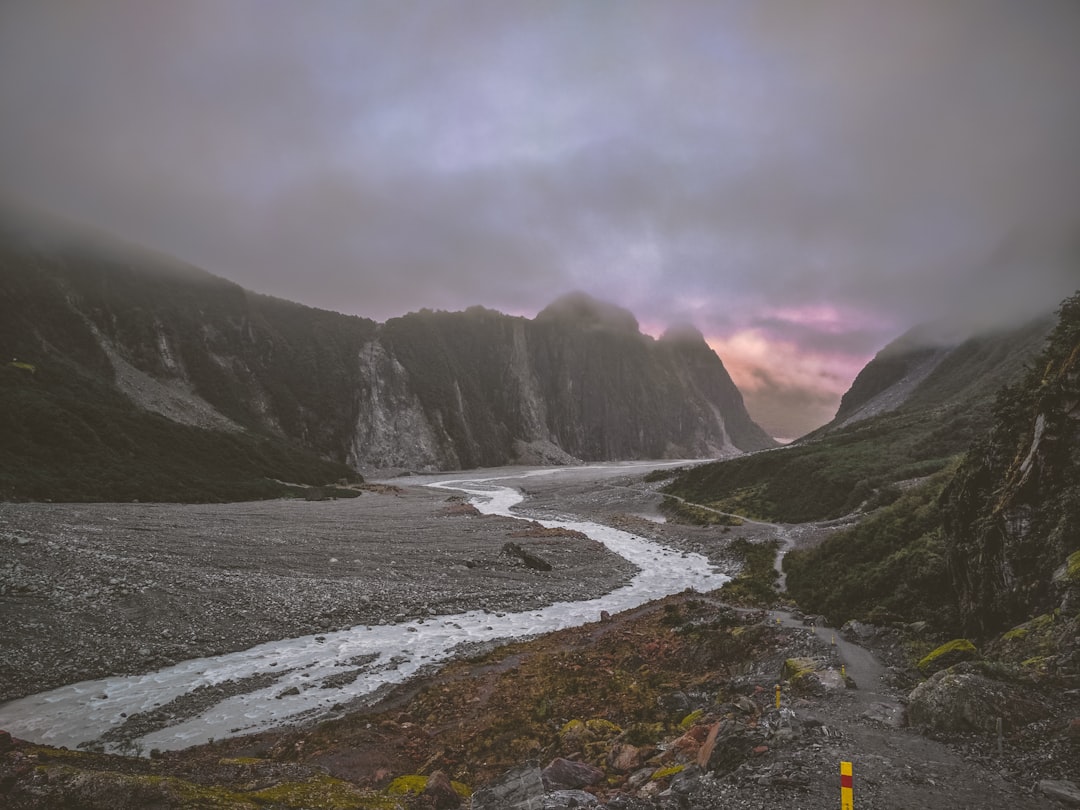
[2,1,1078,437]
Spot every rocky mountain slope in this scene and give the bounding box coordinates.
[662,312,1054,523]
[0,204,773,501]
[943,291,1080,636]
[783,293,1079,640]
[812,317,1053,437]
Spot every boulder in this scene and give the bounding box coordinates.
[542,789,600,808]
[606,742,651,773]
[1038,779,1080,807]
[541,757,604,790]
[502,542,553,572]
[907,665,1050,733]
[422,770,461,809]
[472,763,545,810]
[840,620,877,642]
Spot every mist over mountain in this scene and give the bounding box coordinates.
[0,206,773,501]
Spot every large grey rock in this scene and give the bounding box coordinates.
[907,666,1049,733]
[542,789,600,809]
[1038,779,1080,807]
[542,757,605,790]
[472,763,545,810]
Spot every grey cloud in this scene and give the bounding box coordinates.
[1,0,1078,437]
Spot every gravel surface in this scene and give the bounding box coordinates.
[0,470,682,703]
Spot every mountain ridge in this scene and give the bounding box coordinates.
[0,206,774,501]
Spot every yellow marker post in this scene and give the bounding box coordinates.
[774,683,781,709]
[841,761,853,809]
[832,634,837,646]
[841,664,846,678]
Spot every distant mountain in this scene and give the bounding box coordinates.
[663,312,1055,523]
[0,203,773,501]
[810,318,1053,438]
[783,291,1079,650]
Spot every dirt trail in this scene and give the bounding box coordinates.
[661,491,1049,809]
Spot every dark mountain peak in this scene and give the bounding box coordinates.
[536,292,640,334]
[659,322,707,348]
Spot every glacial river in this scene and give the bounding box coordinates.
[0,466,730,754]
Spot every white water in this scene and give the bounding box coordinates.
[0,466,729,753]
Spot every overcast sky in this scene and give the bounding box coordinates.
[2,1,1079,438]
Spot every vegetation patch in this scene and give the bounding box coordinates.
[659,496,743,526]
[784,468,958,629]
[918,638,978,675]
[719,539,780,607]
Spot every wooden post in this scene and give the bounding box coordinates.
[841,761,853,809]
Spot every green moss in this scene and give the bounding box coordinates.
[679,709,705,730]
[1067,551,1080,583]
[385,775,469,799]
[651,764,685,781]
[585,718,622,737]
[1001,626,1029,641]
[782,658,818,681]
[219,756,265,765]
[918,638,977,674]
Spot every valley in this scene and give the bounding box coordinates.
[0,462,763,752]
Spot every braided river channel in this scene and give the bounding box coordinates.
[0,465,730,754]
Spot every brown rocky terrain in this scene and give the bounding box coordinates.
[2,465,1079,807]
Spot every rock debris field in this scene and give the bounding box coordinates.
[0,464,742,706]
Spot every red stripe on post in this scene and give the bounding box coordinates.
[841,774,853,789]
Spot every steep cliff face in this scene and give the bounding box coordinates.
[0,207,773,498]
[943,292,1080,636]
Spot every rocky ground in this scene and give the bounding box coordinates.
[0,472,669,702]
[2,464,1078,808]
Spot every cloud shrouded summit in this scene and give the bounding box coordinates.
[2,0,1078,438]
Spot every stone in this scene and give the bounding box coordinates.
[542,789,599,808]
[542,757,605,790]
[732,695,758,715]
[840,620,877,642]
[696,721,723,769]
[502,542,553,572]
[907,666,1050,733]
[0,730,13,752]
[625,767,654,790]
[1038,779,1080,807]
[669,764,703,796]
[422,770,461,809]
[657,691,692,713]
[472,763,545,810]
[607,742,650,773]
[671,724,710,761]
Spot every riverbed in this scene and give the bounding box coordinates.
[0,463,735,754]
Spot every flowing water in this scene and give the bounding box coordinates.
[0,466,729,753]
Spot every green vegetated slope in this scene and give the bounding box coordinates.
[943,291,1080,635]
[784,466,959,630]
[0,362,357,503]
[0,209,367,501]
[662,315,1053,523]
[785,292,1080,641]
